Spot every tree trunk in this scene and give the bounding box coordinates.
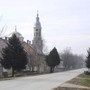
[88,68,90,73]
[50,67,54,73]
[12,68,15,77]
[31,66,34,72]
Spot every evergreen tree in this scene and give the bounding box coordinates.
[86,48,90,72]
[1,34,28,77]
[45,47,61,73]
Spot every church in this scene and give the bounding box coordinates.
[0,13,49,76]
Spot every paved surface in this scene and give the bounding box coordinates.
[0,68,85,90]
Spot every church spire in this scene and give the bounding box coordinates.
[33,11,43,54]
[35,10,41,29]
[36,10,40,22]
[37,10,39,17]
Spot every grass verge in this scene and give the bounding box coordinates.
[67,73,90,87]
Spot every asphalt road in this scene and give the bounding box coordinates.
[0,68,85,90]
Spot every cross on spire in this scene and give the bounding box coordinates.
[37,10,39,17]
[15,25,17,32]
[36,10,39,22]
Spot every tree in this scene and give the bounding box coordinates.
[60,48,85,70]
[45,47,61,73]
[60,48,76,70]
[1,34,28,77]
[86,48,90,72]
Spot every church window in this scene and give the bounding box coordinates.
[36,29,38,31]
[34,33,35,36]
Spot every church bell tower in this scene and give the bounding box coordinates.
[32,12,43,54]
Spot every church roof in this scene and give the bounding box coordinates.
[11,27,24,42]
[22,42,36,56]
[12,31,23,38]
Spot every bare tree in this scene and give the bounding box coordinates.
[60,48,85,70]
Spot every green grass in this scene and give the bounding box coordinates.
[81,78,90,87]
[79,74,90,87]
[68,73,90,87]
[78,74,90,78]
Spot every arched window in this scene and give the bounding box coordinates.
[36,29,38,31]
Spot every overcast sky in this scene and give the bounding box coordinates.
[0,0,90,55]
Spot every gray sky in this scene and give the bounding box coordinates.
[0,0,90,55]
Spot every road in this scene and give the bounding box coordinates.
[0,68,85,90]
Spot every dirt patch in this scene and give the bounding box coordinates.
[53,83,90,90]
